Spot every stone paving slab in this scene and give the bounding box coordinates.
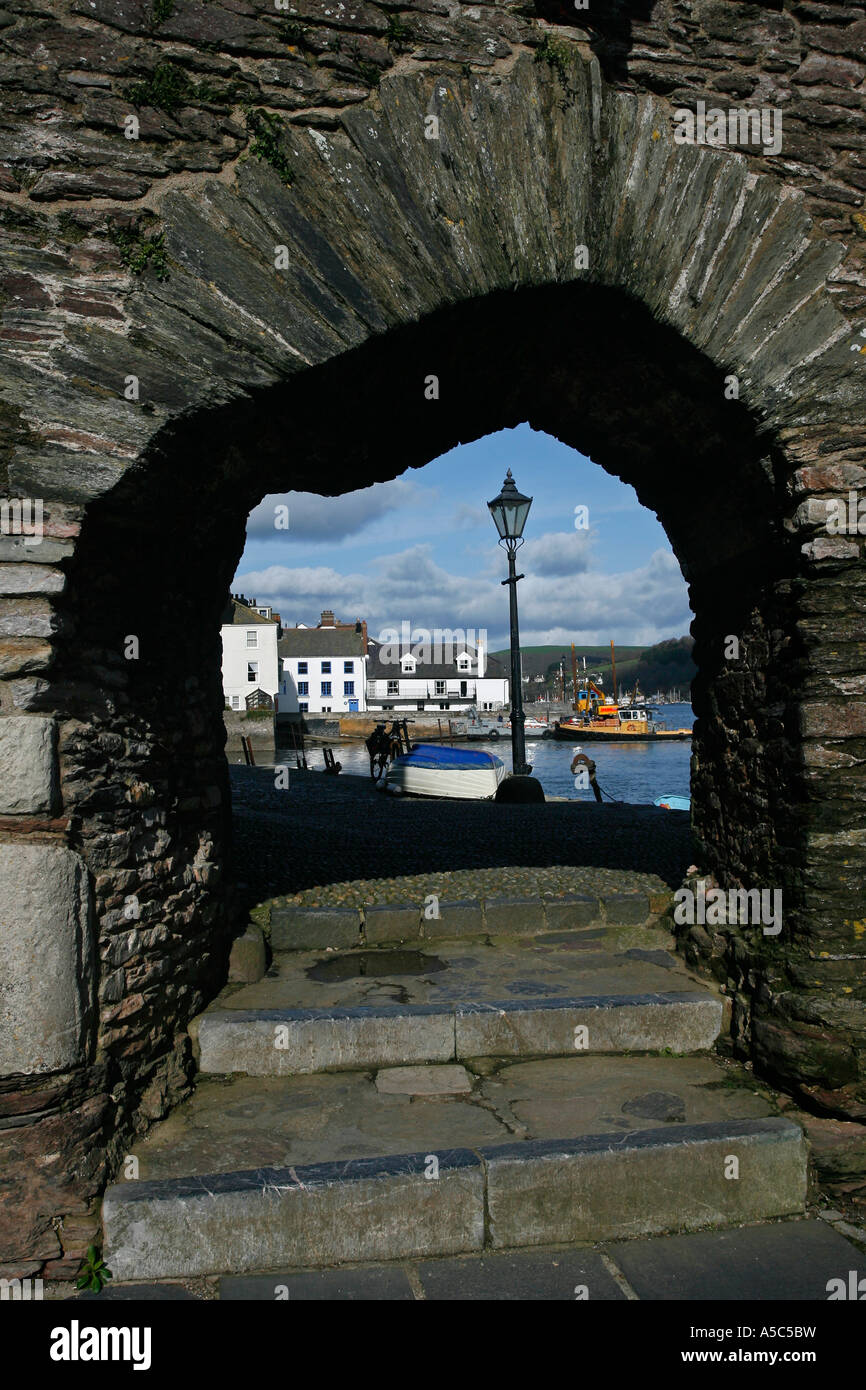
[375,1064,472,1095]
[270,906,360,952]
[220,1266,416,1300]
[131,1055,778,1181]
[76,1283,200,1301]
[413,1248,626,1301]
[609,1218,866,1301]
[215,932,707,1013]
[214,1220,863,1300]
[220,1250,624,1300]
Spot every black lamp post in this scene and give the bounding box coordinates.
[488,468,533,777]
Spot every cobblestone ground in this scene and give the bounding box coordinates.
[229,767,695,908]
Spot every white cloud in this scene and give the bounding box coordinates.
[236,545,691,649]
[526,529,593,577]
[518,550,691,646]
[245,478,419,543]
[451,503,487,530]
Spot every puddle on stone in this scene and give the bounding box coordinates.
[306,950,448,982]
[621,1090,686,1122]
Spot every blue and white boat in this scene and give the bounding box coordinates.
[385,743,506,800]
[653,794,691,811]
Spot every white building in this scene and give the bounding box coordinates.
[279,610,368,715]
[365,634,509,712]
[221,595,280,711]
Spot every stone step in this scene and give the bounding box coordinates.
[102,1055,807,1280]
[194,932,723,1074]
[196,993,722,1074]
[263,889,667,951]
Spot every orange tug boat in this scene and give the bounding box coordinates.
[550,642,693,743]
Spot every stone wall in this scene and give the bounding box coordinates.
[224,708,276,757]
[0,0,864,1271]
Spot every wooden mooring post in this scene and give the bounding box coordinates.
[322,746,342,775]
[289,722,308,770]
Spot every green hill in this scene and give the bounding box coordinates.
[492,638,694,698]
[490,644,643,682]
[631,636,695,695]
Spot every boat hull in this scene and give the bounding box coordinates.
[385,744,506,800]
[551,727,692,742]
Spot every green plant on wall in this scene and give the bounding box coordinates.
[76,1246,113,1294]
[109,223,170,281]
[534,35,575,84]
[278,19,305,46]
[124,62,194,113]
[243,107,293,186]
[124,61,245,112]
[386,14,411,51]
[150,0,174,27]
[356,58,382,88]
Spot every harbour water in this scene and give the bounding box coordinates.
[275,703,694,806]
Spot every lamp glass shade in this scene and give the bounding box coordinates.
[487,469,532,541]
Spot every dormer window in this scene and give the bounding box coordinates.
[457,654,471,671]
[401,654,416,673]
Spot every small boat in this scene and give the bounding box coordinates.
[552,705,692,742]
[653,793,691,811]
[506,715,549,739]
[556,711,692,745]
[451,705,506,740]
[385,743,506,800]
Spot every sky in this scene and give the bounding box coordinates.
[233,424,694,653]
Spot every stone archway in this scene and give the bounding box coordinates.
[1,10,864,1273]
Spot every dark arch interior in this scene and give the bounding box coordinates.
[49,280,807,1044]
[68,277,791,593]
[534,0,660,83]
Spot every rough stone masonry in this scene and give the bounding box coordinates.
[0,0,865,1274]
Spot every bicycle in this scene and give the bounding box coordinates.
[365,719,412,781]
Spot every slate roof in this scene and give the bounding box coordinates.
[279,627,366,659]
[221,599,278,626]
[365,640,505,682]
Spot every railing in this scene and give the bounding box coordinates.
[365,681,477,699]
